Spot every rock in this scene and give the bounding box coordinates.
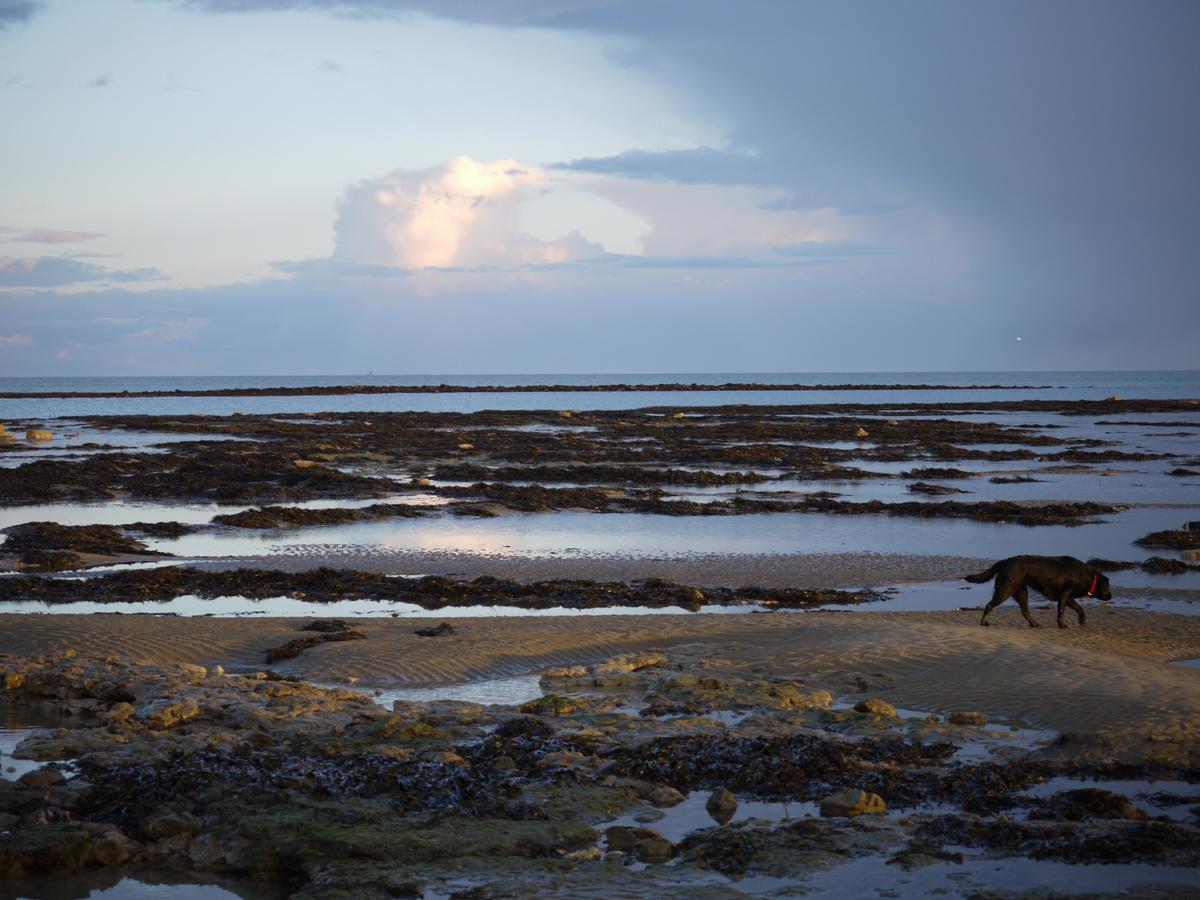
[383,876,425,897]
[177,663,208,681]
[18,767,66,788]
[645,784,686,808]
[604,826,675,863]
[820,789,886,818]
[947,711,988,726]
[187,832,229,869]
[292,459,320,469]
[102,702,137,724]
[142,811,200,839]
[3,671,26,690]
[1032,788,1148,822]
[566,846,601,862]
[854,698,898,717]
[593,653,667,675]
[90,829,140,866]
[854,426,870,438]
[26,430,54,441]
[1104,396,1123,402]
[518,694,582,717]
[456,443,474,450]
[559,410,573,418]
[137,698,200,729]
[413,622,456,637]
[542,665,588,678]
[706,788,738,824]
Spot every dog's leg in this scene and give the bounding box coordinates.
[979,583,1010,627]
[1066,596,1087,626]
[1014,587,1040,628]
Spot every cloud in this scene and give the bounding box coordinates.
[551,147,766,185]
[316,59,346,75]
[1,227,106,244]
[0,257,168,288]
[129,316,210,342]
[332,156,605,269]
[0,333,33,347]
[87,75,110,88]
[167,1,619,27]
[0,1,41,29]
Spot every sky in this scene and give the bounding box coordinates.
[1,0,1197,376]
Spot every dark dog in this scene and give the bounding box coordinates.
[964,555,1111,628]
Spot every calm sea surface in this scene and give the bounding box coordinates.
[1,370,1198,418]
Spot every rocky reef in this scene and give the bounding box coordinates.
[2,650,1197,897]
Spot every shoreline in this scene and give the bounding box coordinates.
[3,605,1198,743]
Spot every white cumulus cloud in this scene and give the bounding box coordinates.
[332,156,604,270]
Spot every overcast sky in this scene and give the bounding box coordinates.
[1,0,1197,375]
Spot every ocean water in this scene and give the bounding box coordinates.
[1,370,1197,418]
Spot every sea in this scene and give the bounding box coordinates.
[1,370,1198,418]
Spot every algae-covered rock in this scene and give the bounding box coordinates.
[706,788,737,824]
[819,789,886,818]
[854,698,898,717]
[947,711,988,727]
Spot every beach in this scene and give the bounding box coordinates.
[1,374,1199,897]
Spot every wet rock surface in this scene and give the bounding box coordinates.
[0,567,884,611]
[0,651,1197,896]
[0,522,167,571]
[0,400,1181,522]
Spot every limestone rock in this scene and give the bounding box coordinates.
[854,426,870,438]
[706,788,738,824]
[854,698,898,717]
[604,826,676,863]
[26,430,54,441]
[1032,788,1148,822]
[820,789,887,818]
[137,698,200,729]
[947,711,988,726]
[18,766,66,788]
[90,829,140,866]
[593,653,667,675]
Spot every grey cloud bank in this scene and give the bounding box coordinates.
[0,1,40,29]
[0,257,167,288]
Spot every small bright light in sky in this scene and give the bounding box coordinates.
[0,0,1196,375]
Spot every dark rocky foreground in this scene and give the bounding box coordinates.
[1,652,1196,898]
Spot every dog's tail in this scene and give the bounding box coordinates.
[963,561,1002,584]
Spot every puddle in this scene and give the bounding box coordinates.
[829,700,1053,761]
[1173,658,1200,668]
[0,706,81,782]
[2,868,291,899]
[361,674,544,708]
[826,579,1200,616]
[0,594,772,617]
[1018,776,1200,821]
[141,504,1200,568]
[597,791,818,844]
[787,850,1200,897]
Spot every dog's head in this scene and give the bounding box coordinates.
[1093,571,1113,601]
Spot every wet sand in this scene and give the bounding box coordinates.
[4,605,1198,750]
[196,550,994,588]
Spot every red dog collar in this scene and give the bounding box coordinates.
[1086,574,1099,597]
